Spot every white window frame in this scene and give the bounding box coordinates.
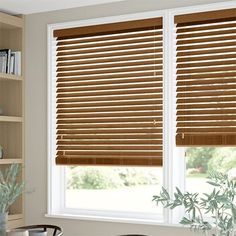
[47,0,236,225]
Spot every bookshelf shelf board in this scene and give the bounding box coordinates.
[0,159,23,164]
[8,214,23,221]
[0,12,24,29]
[0,73,23,82]
[0,116,23,122]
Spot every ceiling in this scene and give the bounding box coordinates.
[0,0,125,14]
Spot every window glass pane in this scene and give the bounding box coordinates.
[185,147,236,194]
[65,166,163,215]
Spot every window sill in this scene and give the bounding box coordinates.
[45,213,182,228]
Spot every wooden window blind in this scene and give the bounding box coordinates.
[175,8,236,146]
[53,17,163,166]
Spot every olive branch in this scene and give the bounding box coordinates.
[0,164,24,213]
[153,172,236,236]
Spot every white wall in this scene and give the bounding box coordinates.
[25,0,228,235]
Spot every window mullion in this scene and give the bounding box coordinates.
[163,11,186,225]
[162,11,173,224]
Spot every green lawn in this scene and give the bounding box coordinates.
[186,173,208,178]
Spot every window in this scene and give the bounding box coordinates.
[48,15,165,222]
[48,3,236,224]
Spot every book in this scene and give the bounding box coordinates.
[0,49,21,75]
[11,51,21,76]
[10,54,14,74]
[0,50,8,73]
[0,49,11,73]
[0,55,6,73]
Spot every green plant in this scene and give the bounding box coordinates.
[67,167,160,190]
[117,168,159,187]
[0,164,24,213]
[208,148,236,173]
[186,147,215,173]
[153,172,236,236]
[67,167,124,189]
[0,145,3,158]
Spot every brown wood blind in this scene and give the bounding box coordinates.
[175,8,236,146]
[54,17,163,166]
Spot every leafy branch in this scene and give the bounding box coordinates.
[0,164,24,213]
[153,172,236,236]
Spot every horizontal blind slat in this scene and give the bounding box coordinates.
[57,93,162,103]
[56,157,163,166]
[57,150,162,156]
[177,96,236,104]
[57,49,163,61]
[177,127,236,133]
[57,30,163,46]
[56,42,163,56]
[177,47,236,57]
[177,115,236,121]
[56,133,163,140]
[177,60,236,69]
[57,37,163,51]
[56,88,163,98]
[57,76,162,87]
[56,82,162,93]
[57,99,162,108]
[57,65,163,77]
[57,116,163,124]
[177,103,236,110]
[57,145,162,151]
[177,41,236,51]
[56,105,162,113]
[177,66,236,75]
[57,139,163,145]
[57,55,162,67]
[176,29,236,39]
[177,109,236,116]
[56,129,162,135]
[177,72,236,80]
[177,90,236,98]
[177,78,236,86]
[177,121,236,127]
[57,122,162,129]
[56,110,162,119]
[177,35,236,46]
[57,59,163,72]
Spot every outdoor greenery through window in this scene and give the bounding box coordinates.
[65,167,163,214]
[185,147,236,194]
[65,148,236,213]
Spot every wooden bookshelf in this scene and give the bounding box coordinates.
[0,12,24,29]
[8,214,24,221]
[0,159,23,164]
[0,11,24,229]
[0,73,23,81]
[0,115,23,122]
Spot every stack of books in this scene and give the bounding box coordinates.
[0,49,21,75]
